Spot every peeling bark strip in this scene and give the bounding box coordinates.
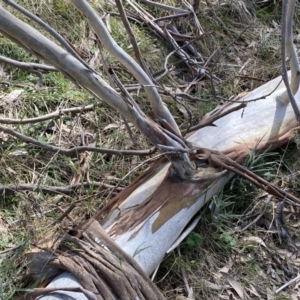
[99,163,221,236]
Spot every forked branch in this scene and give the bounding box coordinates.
[279,0,300,122]
[71,0,181,135]
[0,5,195,178]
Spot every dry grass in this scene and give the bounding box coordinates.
[0,0,300,299]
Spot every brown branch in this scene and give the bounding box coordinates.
[0,105,94,124]
[197,148,300,206]
[115,0,151,76]
[153,12,190,23]
[0,125,156,156]
[236,75,266,82]
[139,0,190,13]
[187,102,247,133]
[0,182,123,195]
[51,203,76,225]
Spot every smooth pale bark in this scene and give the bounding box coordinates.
[279,0,300,104]
[103,74,300,273]
[40,73,300,299]
[71,0,181,135]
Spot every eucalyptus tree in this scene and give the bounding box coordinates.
[0,0,299,299]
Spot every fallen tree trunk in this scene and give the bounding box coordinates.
[34,73,300,300]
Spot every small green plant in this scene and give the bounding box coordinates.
[208,188,238,223]
[186,232,204,248]
[220,232,236,247]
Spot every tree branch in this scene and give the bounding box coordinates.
[278,0,300,123]
[0,124,156,156]
[0,55,57,72]
[71,0,181,135]
[0,182,123,195]
[139,0,190,13]
[3,0,96,74]
[0,7,134,121]
[0,105,94,124]
[115,0,150,76]
[0,6,195,178]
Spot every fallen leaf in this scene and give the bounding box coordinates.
[221,272,247,299]
[245,284,261,298]
[2,89,24,104]
[103,123,119,131]
[243,236,267,247]
[201,279,224,290]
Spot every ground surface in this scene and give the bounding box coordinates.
[0,1,300,299]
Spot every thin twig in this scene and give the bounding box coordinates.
[115,0,151,76]
[187,102,247,133]
[211,23,253,71]
[280,0,300,122]
[182,0,204,37]
[0,244,24,255]
[240,195,272,231]
[216,78,283,103]
[276,273,300,293]
[153,12,190,23]
[51,203,76,225]
[139,0,190,13]
[0,182,123,195]
[154,49,178,81]
[0,124,156,156]
[0,105,94,124]
[164,25,205,78]
[178,248,195,299]
[0,55,57,72]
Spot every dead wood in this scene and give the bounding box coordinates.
[24,220,167,300]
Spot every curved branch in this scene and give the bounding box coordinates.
[3,0,96,74]
[284,0,299,95]
[0,182,123,195]
[0,124,156,156]
[0,105,94,124]
[278,0,300,123]
[71,0,181,135]
[115,0,149,75]
[0,55,57,72]
[0,7,134,121]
